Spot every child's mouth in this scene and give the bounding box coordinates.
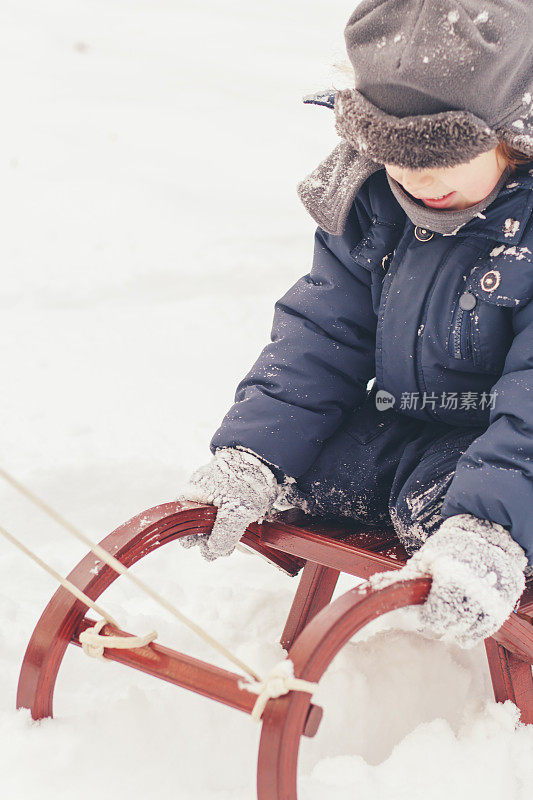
[419,191,456,208]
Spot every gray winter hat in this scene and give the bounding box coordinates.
[298,0,533,235]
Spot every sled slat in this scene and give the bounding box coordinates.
[254,523,407,578]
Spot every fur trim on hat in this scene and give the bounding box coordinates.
[334,88,500,170]
[494,123,533,161]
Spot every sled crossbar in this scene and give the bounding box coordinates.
[72,617,323,737]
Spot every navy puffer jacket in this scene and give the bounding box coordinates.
[211,165,533,567]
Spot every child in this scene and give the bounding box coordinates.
[179,0,533,648]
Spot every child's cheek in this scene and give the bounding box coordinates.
[456,174,503,205]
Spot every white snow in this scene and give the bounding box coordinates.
[0,1,532,799]
[503,218,520,237]
[474,11,489,25]
[490,244,531,261]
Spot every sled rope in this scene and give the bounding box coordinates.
[0,467,262,682]
[0,467,321,716]
[239,660,320,722]
[0,522,120,629]
[79,619,157,661]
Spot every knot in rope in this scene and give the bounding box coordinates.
[239,658,319,722]
[79,619,158,661]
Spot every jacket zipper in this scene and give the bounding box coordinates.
[452,306,473,360]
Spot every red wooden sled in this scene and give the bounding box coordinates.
[17,501,533,799]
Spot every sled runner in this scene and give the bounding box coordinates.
[17,502,533,800]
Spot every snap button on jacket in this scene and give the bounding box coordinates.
[414,226,434,242]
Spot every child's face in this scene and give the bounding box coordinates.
[383,147,507,211]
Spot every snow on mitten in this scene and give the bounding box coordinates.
[177,447,282,561]
[369,513,527,648]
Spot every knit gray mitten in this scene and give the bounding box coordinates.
[370,513,527,648]
[177,447,282,561]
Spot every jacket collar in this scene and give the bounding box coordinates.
[454,168,533,244]
[298,90,533,243]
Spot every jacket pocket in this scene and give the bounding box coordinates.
[448,261,532,372]
[350,217,400,274]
